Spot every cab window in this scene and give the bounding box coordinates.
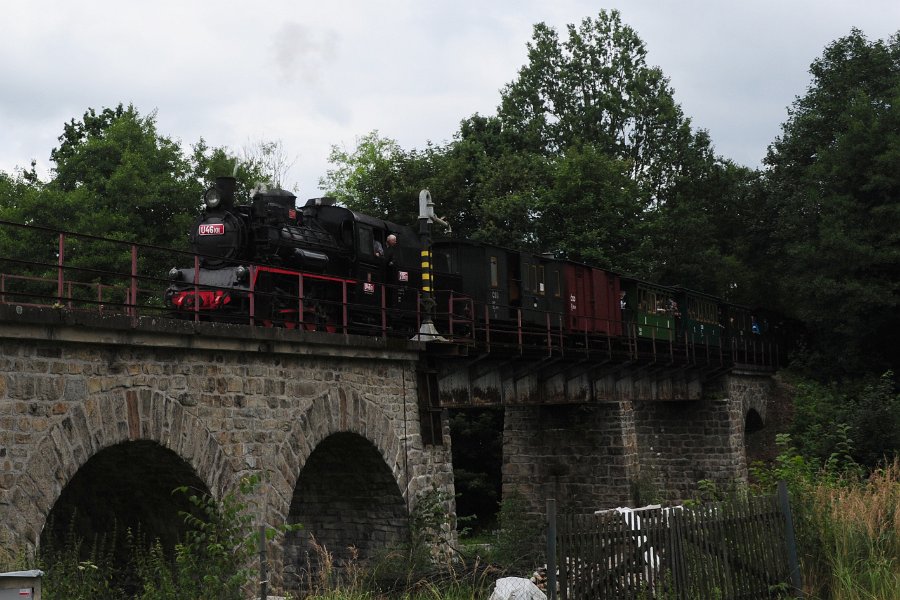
[358,226,374,258]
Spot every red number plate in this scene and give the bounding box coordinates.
[198,223,225,235]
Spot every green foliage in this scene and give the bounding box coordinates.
[35,475,299,600]
[47,105,199,249]
[133,474,298,600]
[39,518,125,600]
[538,145,648,272]
[762,29,900,373]
[366,486,454,590]
[783,371,899,469]
[321,11,743,291]
[0,105,270,292]
[449,409,503,535]
[753,439,900,599]
[490,490,540,570]
[320,131,423,225]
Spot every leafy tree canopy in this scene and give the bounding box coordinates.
[763,29,900,373]
[498,10,711,206]
[0,104,268,285]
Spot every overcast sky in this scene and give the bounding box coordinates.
[1,1,898,197]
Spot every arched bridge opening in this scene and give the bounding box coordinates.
[743,407,767,464]
[283,432,409,589]
[41,440,208,575]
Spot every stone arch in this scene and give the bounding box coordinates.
[743,406,768,466]
[12,390,232,551]
[284,431,410,587]
[268,389,410,525]
[266,389,412,591]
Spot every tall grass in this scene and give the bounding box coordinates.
[754,437,899,599]
[804,458,899,600]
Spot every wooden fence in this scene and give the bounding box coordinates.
[548,484,801,599]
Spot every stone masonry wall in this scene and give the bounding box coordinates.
[0,311,454,582]
[632,372,776,501]
[502,402,639,517]
[501,372,778,519]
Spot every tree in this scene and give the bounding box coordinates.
[240,139,297,191]
[320,131,417,222]
[48,104,200,249]
[536,145,645,272]
[320,11,750,289]
[0,105,272,296]
[498,10,710,207]
[762,29,900,373]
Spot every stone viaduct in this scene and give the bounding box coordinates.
[0,304,782,590]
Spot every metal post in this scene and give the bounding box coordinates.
[130,244,138,318]
[484,304,491,352]
[517,309,523,353]
[546,498,557,600]
[57,233,65,304]
[298,273,304,329]
[413,190,448,341]
[193,254,200,322]
[341,280,348,334]
[777,480,804,596]
[258,525,268,600]
[249,265,256,327]
[381,284,387,337]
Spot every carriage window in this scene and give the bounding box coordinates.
[553,271,561,298]
[490,256,498,288]
[531,265,545,295]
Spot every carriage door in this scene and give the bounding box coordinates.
[506,251,521,319]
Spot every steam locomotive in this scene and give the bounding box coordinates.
[165,176,422,333]
[165,177,783,362]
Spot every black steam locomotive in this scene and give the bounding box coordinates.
[166,177,786,364]
[165,177,423,333]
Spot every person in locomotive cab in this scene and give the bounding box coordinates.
[384,233,404,312]
[374,239,384,258]
[385,234,399,268]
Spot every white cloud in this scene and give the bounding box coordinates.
[1,0,898,192]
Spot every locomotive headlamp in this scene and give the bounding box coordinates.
[168,267,182,281]
[235,265,249,282]
[204,187,222,209]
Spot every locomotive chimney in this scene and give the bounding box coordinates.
[216,176,236,206]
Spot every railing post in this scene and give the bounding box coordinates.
[298,273,304,329]
[546,312,552,357]
[258,524,268,600]
[546,498,557,600]
[484,304,491,352]
[248,265,256,327]
[193,254,201,323]
[57,233,65,304]
[449,293,455,338]
[517,309,523,354]
[381,284,387,337]
[342,281,348,334]
[130,244,138,318]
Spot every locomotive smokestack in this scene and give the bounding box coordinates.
[216,176,236,205]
